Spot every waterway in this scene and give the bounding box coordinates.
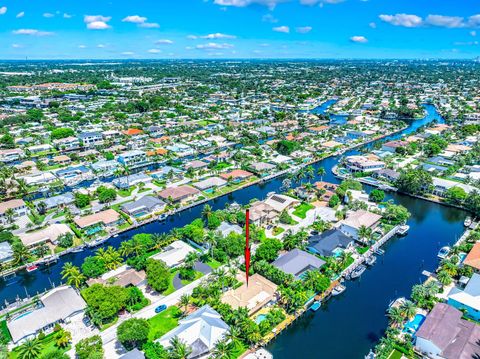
[0,102,462,359]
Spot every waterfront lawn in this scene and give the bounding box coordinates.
[205,258,222,269]
[341,255,355,271]
[118,186,136,198]
[272,227,285,236]
[356,246,370,255]
[387,349,403,359]
[147,305,181,341]
[292,203,315,219]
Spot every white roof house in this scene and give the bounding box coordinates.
[216,221,243,237]
[448,273,480,313]
[149,240,196,268]
[158,305,229,358]
[192,177,227,191]
[8,286,86,344]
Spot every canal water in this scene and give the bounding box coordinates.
[0,103,461,358]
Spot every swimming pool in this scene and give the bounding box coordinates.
[403,314,426,334]
[459,252,467,263]
[13,311,33,321]
[332,248,344,258]
[255,314,267,324]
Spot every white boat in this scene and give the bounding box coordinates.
[437,246,450,259]
[365,255,377,266]
[397,224,409,236]
[387,297,406,312]
[331,284,346,296]
[464,216,472,227]
[349,265,366,279]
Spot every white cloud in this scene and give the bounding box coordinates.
[121,51,135,56]
[196,42,234,50]
[122,15,147,23]
[97,44,106,48]
[155,39,174,45]
[471,31,477,37]
[78,45,87,49]
[213,0,286,10]
[426,15,464,28]
[350,35,368,43]
[63,13,72,19]
[16,11,24,18]
[201,33,236,39]
[43,12,54,18]
[11,44,22,48]
[0,6,6,15]
[148,49,161,53]
[369,22,376,29]
[296,26,312,33]
[379,14,423,28]
[13,29,54,36]
[468,15,480,28]
[187,35,198,40]
[139,22,160,28]
[262,14,278,23]
[84,15,111,30]
[273,25,290,33]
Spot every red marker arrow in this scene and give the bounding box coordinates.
[245,208,250,287]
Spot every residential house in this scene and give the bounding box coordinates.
[78,132,103,148]
[7,286,87,344]
[18,223,73,248]
[192,177,227,191]
[117,150,149,169]
[448,273,480,321]
[0,149,24,163]
[381,140,408,153]
[53,136,80,151]
[463,242,480,272]
[35,192,75,211]
[149,240,197,268]
[73,209,122,234]
[249,162,276,176]
[339,210,382,241]
[432,178,476,197]
[415,303,480,359]
[272,248,325,279]
[87,265,146,288]
[121,196,166,217]
[219,169,253,183]
[158,185,200,203]
[158,305,229,359]
[221,273,277,315]
[345,155,385,173]
[216,222,243,237]
[0,199,29,225]
[308,229,355,257]
[112,172,152,189]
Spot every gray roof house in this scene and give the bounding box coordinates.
[307,229,354,257]
[35,192,75,211]
[216,222,243,237]
[272,248,325,278]
[8,286,87,344]
[415,303,480,359]
[121,196,166,217]
[120,349,145,359]
[158,305,229,358]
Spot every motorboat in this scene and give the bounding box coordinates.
[365,255,377,266]
[437,246,450,259]
[71,246,84,253]
[397,224,410,236]
[387,297,406,312]
[26,264,38,273]
[331,284,346,296]
[310,301,321,311]
[374,248,385,256]
[349,265,367,279]
[158,213,168,221]
[464,216,472,227]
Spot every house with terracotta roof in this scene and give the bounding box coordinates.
[221,273,278,315]
[158,185,200,203]
[463,242,480,271]
[339,210,382,241]
[0,199,29,225]
[73,209,123,234]
[122,128,144,136]
[219,169,254,183]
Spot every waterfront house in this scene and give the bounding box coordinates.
[112,172,152,189]
[73,209,122,234]
[7,286,87,344]
[158,185,200,203]
[192,177,227,191]
[345,155,385,173]
[374,169,400,183]
[272,248,325,279]
[447,273,480,321]
[18,223,73,248]
[121,196,166,217]
[0,199,29,225]
[149,240,197,268]
[117,150,149,169]
[415,303,480,359]
[216,221,243,237]
[432,178,476,197]
[219,169,254,183]
[463,242,480,271]
[87,265,146,288]
[314,181,339,202]
[150,166,183,181]
[0,148,24,163]
[339,210,382,241]
[221,273,278,315]
[21,172,58,186]
[91,159,119,177]
[381,140,408,153]
[308,229,355,257]
[249,162,276,176]
[158,305,229,358]
[185,159,209,170]
[249,194,299,226]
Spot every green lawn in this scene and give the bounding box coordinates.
[180,271,203,286]
[356,246,370,255]
[387,349,404,359]
[292,203,315,219]
[205,258,222,269]
[118,186,136,198]
[272,227,285,236]
[147,306,181,341]
[10,332,70,359]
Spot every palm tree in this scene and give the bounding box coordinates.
[225,327,241,349]
[179,294,191,315]
[168,337,192,359]
[13,243,30,265]
[17,338,43,359]
[211,340,234,359]
[305,165,315,182]
[5,208,15,224]
[205,231,217,258]
[399,300,417,320]
[437,270,452,286]
[119,241,133,257]
[387,306,404,327]
[61,263,85,288]
[201,204,213,221]
[184,252,198,270]
[357,225,372,244]
[317,167,326,182]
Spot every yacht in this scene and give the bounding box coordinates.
[331,284,346,296]
[365,255,377,266]
[464,216,472,227]
[349,265,366,279]
[397,224,410,236]
[437,246,450,259]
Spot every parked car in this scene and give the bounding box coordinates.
[155,304,167,313]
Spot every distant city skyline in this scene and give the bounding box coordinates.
[0,0,479,59]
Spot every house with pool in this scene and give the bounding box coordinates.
[7,286,86,344]
[121,195,166,218]
[272,248,325,279]
[73,209,124,236]
[447,273,480,321]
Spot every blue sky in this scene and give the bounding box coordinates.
[0,0,479,59]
